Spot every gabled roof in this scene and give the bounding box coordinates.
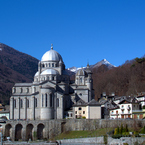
[73,99,101,107]
[88,99,101,106]
[118,99,131,104]
[118,96,139,104]
[73,99,87,107]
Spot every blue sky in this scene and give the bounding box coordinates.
[0,0,145,68]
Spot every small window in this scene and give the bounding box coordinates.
[57,98,59,107]
[52,63,54,67]
[13,88,16,93]
[50,94,53,107]
[42,94,44,107]
[20,88,23,93]
[45,94,47,107]
[83,111,85,114]
[75,111,77,114]
[14,99,16,108]
[26,88,29,93]
[80,78,82,83]
[20,99,23,108]
[27,99,29,108]
[35,98,37,107]
[49,63,50,67]
[78,107,82,110]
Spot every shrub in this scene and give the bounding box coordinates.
[140,126,145,134]
[133,131,141,137]
[120,124,123,134]
[103,135,107,145]
[125,124,129,132]
[112,134,122,139]
[122,132,130,137]
[114,128,118,135]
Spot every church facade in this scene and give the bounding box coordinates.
[10,45,95,120]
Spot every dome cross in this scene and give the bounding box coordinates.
[51,44,53,50]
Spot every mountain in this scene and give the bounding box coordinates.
[91,59,115,69]
[0,43,38,104]
[67,59,115,72]
[92,57,145,100]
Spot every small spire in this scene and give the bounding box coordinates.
[87,60,89,68]
[51,44,53,50]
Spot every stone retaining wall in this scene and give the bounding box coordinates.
[4,119,145,141]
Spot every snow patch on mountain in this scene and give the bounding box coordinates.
[67,59,115,72]
[67,66,86,72]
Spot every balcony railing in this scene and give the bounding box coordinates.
[132,110,143,113]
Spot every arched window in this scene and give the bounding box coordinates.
[20,88,23,93]
[35,98,37,107]
[14,99,16,108]
[42,94,44,107]
[52,76,54,80]
[80,78,82,83]
[50,94,52,107]
[57,98,59,107]
[49,63,50,67]
[45,94,47,107]
[52,63,54,67]
[27,99,29,108]
[13,88,16,93]
[20,99,23,108]
[26,88,29,93]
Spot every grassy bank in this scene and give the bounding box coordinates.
[55,128,113,140]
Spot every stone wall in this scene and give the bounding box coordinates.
[4,119,145,141]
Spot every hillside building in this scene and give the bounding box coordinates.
[109,97,140,119]
[10,44,99,120]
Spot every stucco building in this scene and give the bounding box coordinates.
[10,44,97,120]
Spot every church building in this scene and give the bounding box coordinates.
[10,44,97,120]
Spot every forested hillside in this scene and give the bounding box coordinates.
[92,57,145,100]
[0,43,38,104]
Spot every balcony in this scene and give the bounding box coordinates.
[132,110,143,113]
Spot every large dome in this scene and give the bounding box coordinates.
[41,45,63,62]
